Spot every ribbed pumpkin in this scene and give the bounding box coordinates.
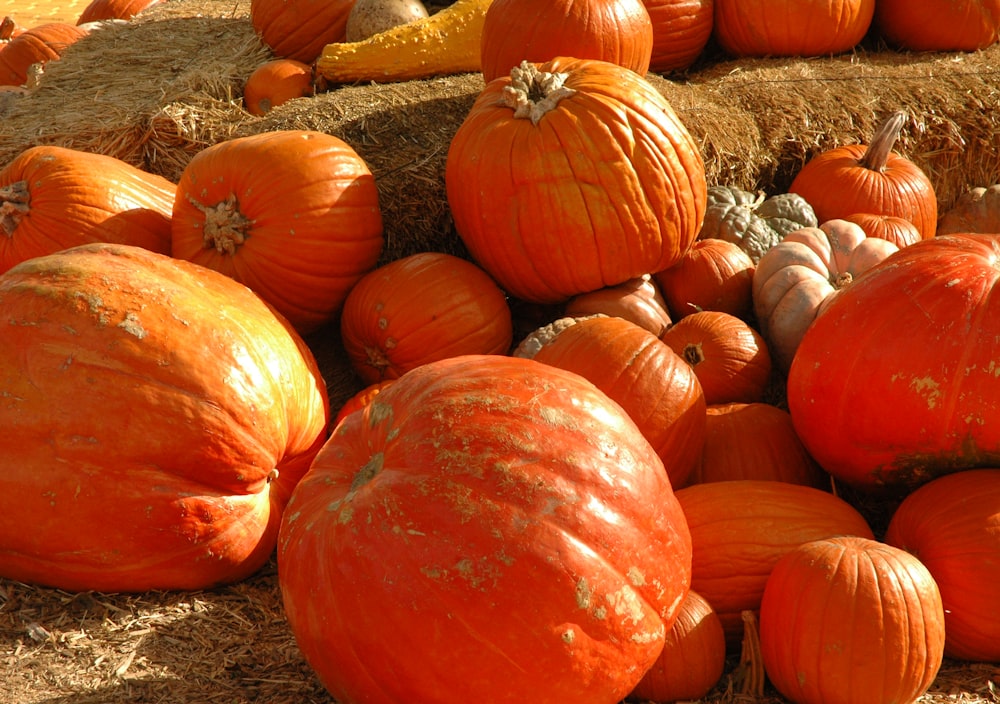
[279,354,693,703]
[515,314,707,488]
[660,309,772,405]
[642,0,714,72]
[77,0,160,23]
[446,56,707,304]
[0,145,175,275]
[938,184,1000,235]
[675,479,874,645]
[171,130,383,335]
[885,468,1000,662]
[692,402,828,488]
[0,243,330,592]
[788,234,1000,491]
[752,218,899,372]
[713,0,874,57]
[480,0,653,82]
[760,536,945,704]
[563,274,673,337]
[0,21,87,86]
[789,111,938,240]
[629,589,726,702]
[844,211,924,248]
[654,237,755,321]
[340,252,513,384]
[874,0,1000,51]
[243,58,317,116]
[249,0,355,63]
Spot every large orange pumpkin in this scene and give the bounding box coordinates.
[675,479,874,645]
[885,468,1000,662]
[0,145,175,275]
[515,314,707,488]
[788,234,1000,491]
[0,21,87,86]
[713,0,874,57]
[279,354,693,703]
[249,0,355,63]
[760,536,945,704]
[340,252,513,383]
[446,56,707,304]
[874,0,1000,51]
[170,130,383,335]
[479,0,653,82]
[0,243,330,592]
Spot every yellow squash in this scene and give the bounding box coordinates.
[316,0,492,84]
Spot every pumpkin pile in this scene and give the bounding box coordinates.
[4,1,1000,703]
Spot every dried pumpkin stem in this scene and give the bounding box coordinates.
[737,609,765,697]
[501,61,577,125]
[0,180,29,237]
[682,342,705,367]
[188,193,253,255]
[859,110,908,173]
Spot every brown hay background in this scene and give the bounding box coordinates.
[3,2,1000,702]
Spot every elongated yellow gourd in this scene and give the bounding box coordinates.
[317,0,492,84]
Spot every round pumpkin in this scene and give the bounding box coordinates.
[515,314,707,488]
[938,183,1000,235]
[249,0,354,63]
[713,0,875,57]
[789,111,939,240]
[874,0,1000,51]
[642,0,714,72]
[340,252,514,384]
[0,242,330,592]
[675,479,874,646]
[278,353,693,703]
[0,144,175,275]
[655,237,756,321]
[77,0,160,23]
[243,58,317,116]
[692,402,829,488]
[660,309,772,405]
[0,21,87,86]
[787,233,1000,491]
[629,589,726,702]
[844,211,924,248]
[563,274,672,337]
[170,130,384,335]
[752,218,899,372]
[479,0,653,83]
[446,56,707,304]
[885,468,1000,662]
[760,536,945,704]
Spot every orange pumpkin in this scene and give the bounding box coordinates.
[654,237,755,321]
[642,0,714,72]
[874,0,1000,51]
[563,274,672,337]
[713,0,874,57]
[515,314,707,488]
[0,21,87,86]
[446,56,707,303]
[676,479,874,645]
[0,242,330,592]
[243,58,317,116]
[170,130,384,335]
[77,0,161,23]
[789,111,938,239]
[249,0,354,63]
[937,184,1000,235]
[340,252,513,384]
[760,536,945,704]
[660,309,772,404]
[0,145,175,274]
[693,402,829,488]
[630,589,726,702]
[479,0,653,82]
[844,211,924,247]
[333,379,395,427]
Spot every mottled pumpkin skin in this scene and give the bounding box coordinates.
[279,354,692,704]
[446,56,707,304]
[0,243,330,592]
[788,234,1000,491]
[714,0,874,57]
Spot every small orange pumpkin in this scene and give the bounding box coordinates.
[563,274,672,337]
[844,211,924,247]
[642,0,714,72]
[243,58,317,116]
[655,237,755,321]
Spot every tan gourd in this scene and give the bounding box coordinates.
[316,0,491,84]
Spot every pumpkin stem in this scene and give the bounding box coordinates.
[736,609,765,697]
[0,16,16,41]
[501,61,577,125]
[682,341,705,367]
[833,272,854,289]
[0,180,29,237]
[859,110,908,173]
[189,193,253,255]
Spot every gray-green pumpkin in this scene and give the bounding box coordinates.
[700,186,817,263]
